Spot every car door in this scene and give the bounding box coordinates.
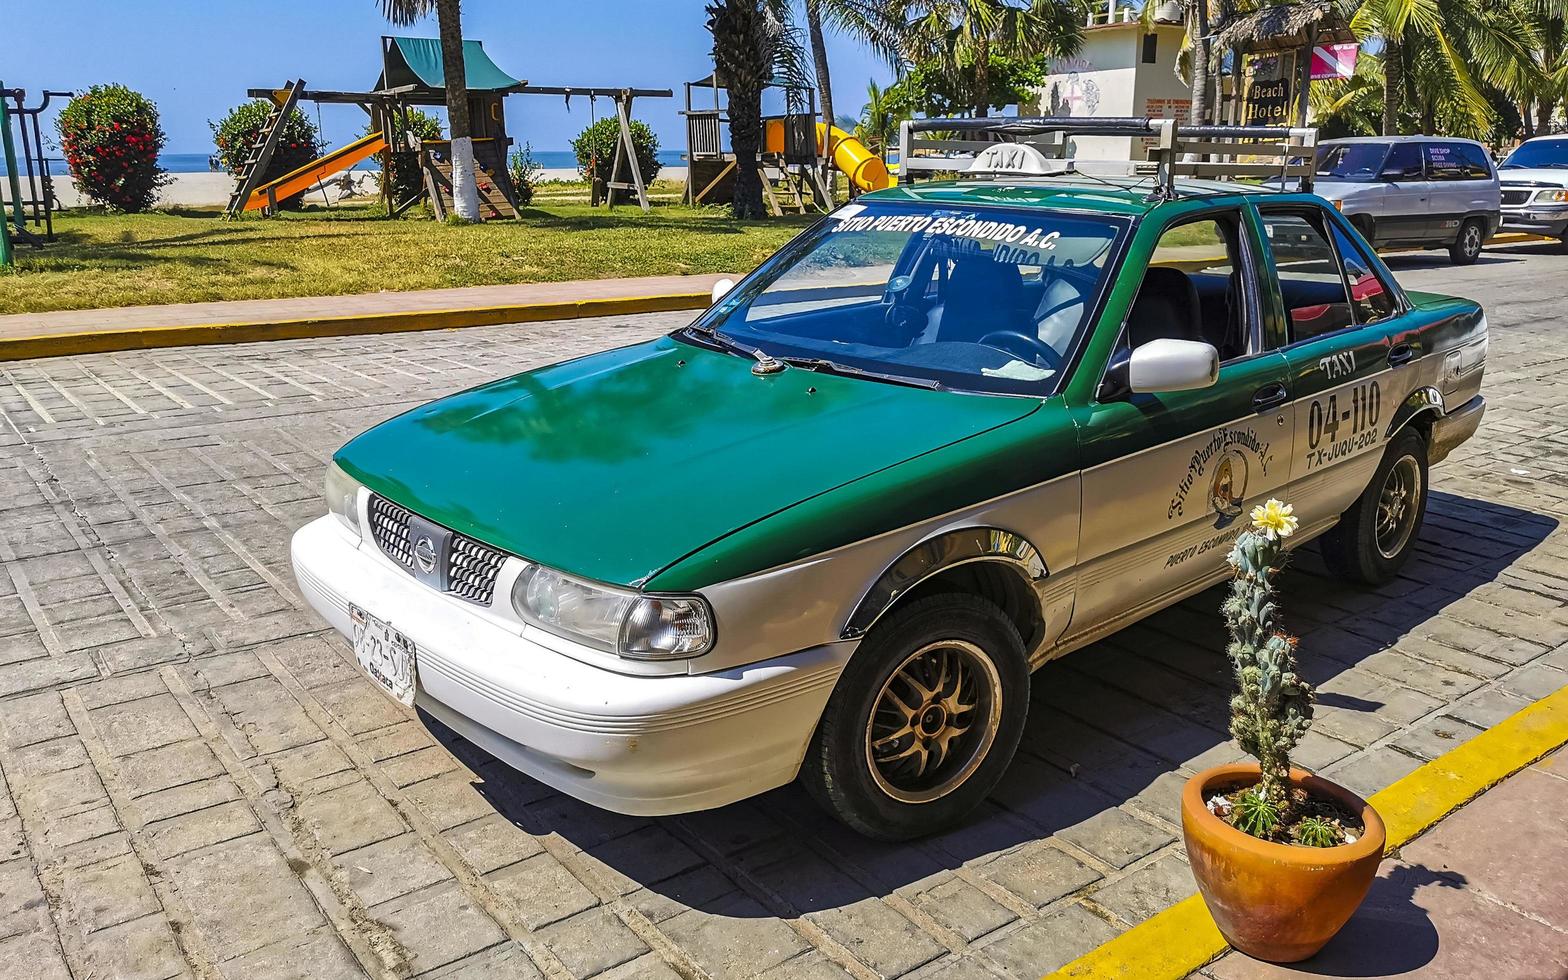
[1374,142,1430,244]
[1422,142,1472,244]
[1257,204,1406,531]
[1069,207,1296,640]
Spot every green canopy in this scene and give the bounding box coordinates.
[380,37,526,94]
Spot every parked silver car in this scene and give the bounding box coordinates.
[1311,136,1501,265]
[1498,135,1568,241]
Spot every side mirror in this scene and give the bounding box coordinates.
[1128,338,1220,393]
[711,278,736,304]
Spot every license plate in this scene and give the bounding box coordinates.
[350,604,416,706]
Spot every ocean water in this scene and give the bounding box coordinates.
[16,149,686,175]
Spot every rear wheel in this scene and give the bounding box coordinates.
[1449,218,1485,265]
[801,594,1029,840]
[1320,428,1429,586]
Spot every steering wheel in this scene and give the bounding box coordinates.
[979,330,1063,371]
[884,299,927,340]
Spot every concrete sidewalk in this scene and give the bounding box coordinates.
[0,273,729,360]
[1199,749,1568,980]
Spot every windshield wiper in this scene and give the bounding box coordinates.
[683,328,942,390]
[779,355,944,391]
[692,328,789,374]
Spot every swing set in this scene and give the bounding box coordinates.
[233,37,671,220]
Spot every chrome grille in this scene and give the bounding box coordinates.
[449,535,506,605]
[367,494,507,606]
[369,495,415,571]
[1501,189,1531,206]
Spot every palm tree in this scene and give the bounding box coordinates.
[707,0,789,218]
[903,0,1084,117]
[380,0,481,222]
[1351,0,1545,136]
[802,0,907,193]
[857,78,903,158]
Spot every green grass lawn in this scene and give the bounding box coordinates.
[0,193,812,315]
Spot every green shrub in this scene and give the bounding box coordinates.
[508,142,543,206]
[367,110,443,207]
[56,84,171,213]
[211,100,321,209]
[570,117,661,193]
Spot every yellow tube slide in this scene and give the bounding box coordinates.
[762,119,894,191]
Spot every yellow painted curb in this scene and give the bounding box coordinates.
[1046,681,1568,980]
[0,290,714,362]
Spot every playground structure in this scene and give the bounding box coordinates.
[1,84,68,264]
[234,37,671,219]
[682,71,892,215]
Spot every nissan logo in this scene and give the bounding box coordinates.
[413,535,438,574]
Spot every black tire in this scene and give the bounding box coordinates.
[801,593,1029,840]
[1320,428,1429,586]
[1449,218,1485,265]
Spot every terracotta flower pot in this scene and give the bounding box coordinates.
[1181,762,1386,963]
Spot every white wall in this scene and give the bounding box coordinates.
[1025,23,1191,161]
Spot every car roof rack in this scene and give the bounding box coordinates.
[897,117,1317,200]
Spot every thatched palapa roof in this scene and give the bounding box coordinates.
[1213,0,1356,52]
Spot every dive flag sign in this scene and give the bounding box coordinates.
[1310,43,1359,81]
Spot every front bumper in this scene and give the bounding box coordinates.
[1500,209,1568,237]
[291,516,851,815]
[1431,395,1485,465]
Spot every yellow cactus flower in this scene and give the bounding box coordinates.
[1250,499,1298,541]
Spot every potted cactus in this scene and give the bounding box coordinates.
[1181,500,1386,963]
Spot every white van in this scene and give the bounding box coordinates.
[1311,136,1502,265]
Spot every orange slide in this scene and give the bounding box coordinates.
[243,133,388,211]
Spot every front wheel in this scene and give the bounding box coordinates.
[1320,428,1429,586]
[800,594,1029,840]
[1449,219,1485,265]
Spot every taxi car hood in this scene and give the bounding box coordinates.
[335,336,1039,587]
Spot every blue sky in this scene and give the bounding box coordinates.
[7,1,899,156]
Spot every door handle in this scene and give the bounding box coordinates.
[1388,343,1416,366]
[1252,382,1288,411]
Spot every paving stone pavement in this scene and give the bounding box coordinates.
[1,244,1567,980]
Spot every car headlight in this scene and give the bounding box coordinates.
[1536,188,1568,204]
[511,565,714,660]
[324,462,363,541]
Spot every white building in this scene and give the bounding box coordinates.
[1022,2,1193,161]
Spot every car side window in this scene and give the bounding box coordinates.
[1125,213,1252,361]
[1425,142,1491,180]
[1328,224,1397,324]
[1259,211,1355,342]
[1380,143,1424,181]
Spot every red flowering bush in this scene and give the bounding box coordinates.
[55,84,171,212]
[211,101,321,209]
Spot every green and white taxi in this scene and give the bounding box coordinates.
[292,119,1487,839]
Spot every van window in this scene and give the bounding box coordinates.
[1426,142,1491,180]
[1380,143,1424,181]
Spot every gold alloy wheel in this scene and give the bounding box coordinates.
[1376,455,1423,559]
[865,640,1002,804]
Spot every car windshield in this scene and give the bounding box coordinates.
[686,201,1124,395]
[1501,138,1568,169]
[1315,143,1389,182]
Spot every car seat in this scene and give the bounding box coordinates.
[935,259,1027,344]
[1127,267,1203,349]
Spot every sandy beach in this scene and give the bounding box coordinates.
[48,166,689,210]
